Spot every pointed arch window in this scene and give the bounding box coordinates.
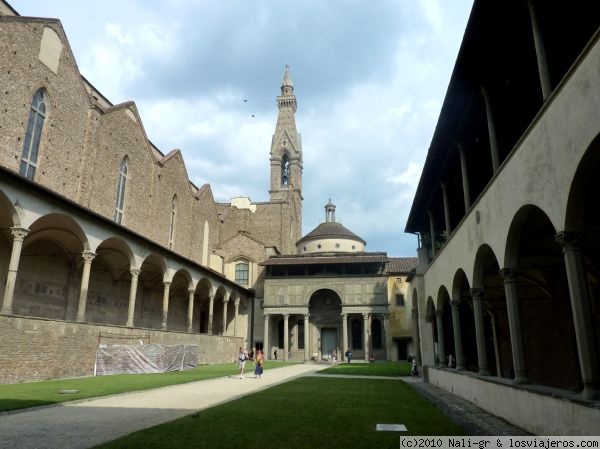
[235,261,249,286]
[168,195,177,249]
[114,157,128,224]
[20,89,48,180]
[281,153,290,187]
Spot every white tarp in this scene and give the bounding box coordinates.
[95,344,198,376]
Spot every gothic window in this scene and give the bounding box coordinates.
[168,195,177,249]
[396,294,405,306]
[235,261,249,286]
[20,89,47,180]
[114,157,128,224]
[281,153,290,187]
[372,319,382,349]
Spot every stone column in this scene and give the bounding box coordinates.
[186,288,195,333]
[161,281,171,330]
[207,291,215,335]
[457,143,472,213]
[428,210,436,257]
[527,0,552,100]
[304,313,310,361]
[471,288,490,375]
[435,310,446,367]
[76,251,96,322]
[384,314,392,361]
[126,268,140,327]
[263,314,270,360]
[441,182,452,235]
[1,227,29,315]
[363,313,370,361]
[341,313,349,354]
[283,313,289,361]
[222,292,230,335]
[556,232,600,399]
[450,298,464,370]
[233,298,240,337]
[412,308,421,365]
[500,268,528,383]
[480,86,500,173]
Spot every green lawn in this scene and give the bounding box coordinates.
[319,360,411,377]
[0,361,298,412]
[96,377,466,449]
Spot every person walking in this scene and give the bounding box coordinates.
[345,349,352,364]
[254,350,264,378]
[238,347,248,379]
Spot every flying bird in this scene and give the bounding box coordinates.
[251,114,255,118]
[242,99,248,102]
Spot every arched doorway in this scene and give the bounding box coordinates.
[309,288,342,360]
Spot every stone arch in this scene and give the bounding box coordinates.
[436,285,453,367]
[426,296,439,364]
[136,253,167,329]
[452,269,477,372]
[507,205,581,392]
[86,237,135,326]
[13,213,88,320]
[167,268,193,331]
[473,244,511,378]
[564,133,600,392]
[0,190,20,293]
[194,277,213,333]
[310,288,343,359]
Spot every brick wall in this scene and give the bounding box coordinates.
[0,315,242,383]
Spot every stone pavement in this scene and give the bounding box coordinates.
[0,365,529,449]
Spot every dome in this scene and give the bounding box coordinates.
[296,201,366,254]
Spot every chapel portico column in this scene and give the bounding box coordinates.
[471,288,490,376]
[500,268,528,384]
[1,227,29,315]
[264,313,271,359]
[363,313,370,361]
[161,281,171,330]
[450,298,464,370]
[76,251,96,322]
[556,232,600,399]
[341,313,349,354]
[283,314,289,361]
[126,268,140,327]
[304,313,310,361]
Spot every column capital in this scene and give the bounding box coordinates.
[81,251,96,263]
[470,288,484,301]
[450,298,461,308]
[10,227,29,242]
[234,298,240,307]
[303,313,310,319]
[435,310,444,318]
[264,313,270,320]
[340,312,347,319]
[362,313,370,320]
[555,231,582,251]
[223,297,230,304]
[163,281,172,288]
[499,267,519,283]
[188,288,195,294]
[283,313,289,319]
[130,268,141,278]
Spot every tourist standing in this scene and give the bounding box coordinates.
[345,348,352,364]
[238,347,248,379]
[254,350,264,378]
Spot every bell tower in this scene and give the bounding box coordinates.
[269,65,303,203]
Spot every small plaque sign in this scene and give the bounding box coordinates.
[376,424,407,432]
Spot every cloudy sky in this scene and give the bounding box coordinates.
[15,0,473,256]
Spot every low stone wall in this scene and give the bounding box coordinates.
[0,315,242,384]
[428,368,600,436]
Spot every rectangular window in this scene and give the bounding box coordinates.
[396,294,405,307]
[235,262,249,286]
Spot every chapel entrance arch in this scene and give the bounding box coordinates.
[309,288,342,360]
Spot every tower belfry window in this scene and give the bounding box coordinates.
[281,153,290,187]
[20,89,47,180]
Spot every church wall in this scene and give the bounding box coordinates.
[0,315,242,384]
[0,20,90,199]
